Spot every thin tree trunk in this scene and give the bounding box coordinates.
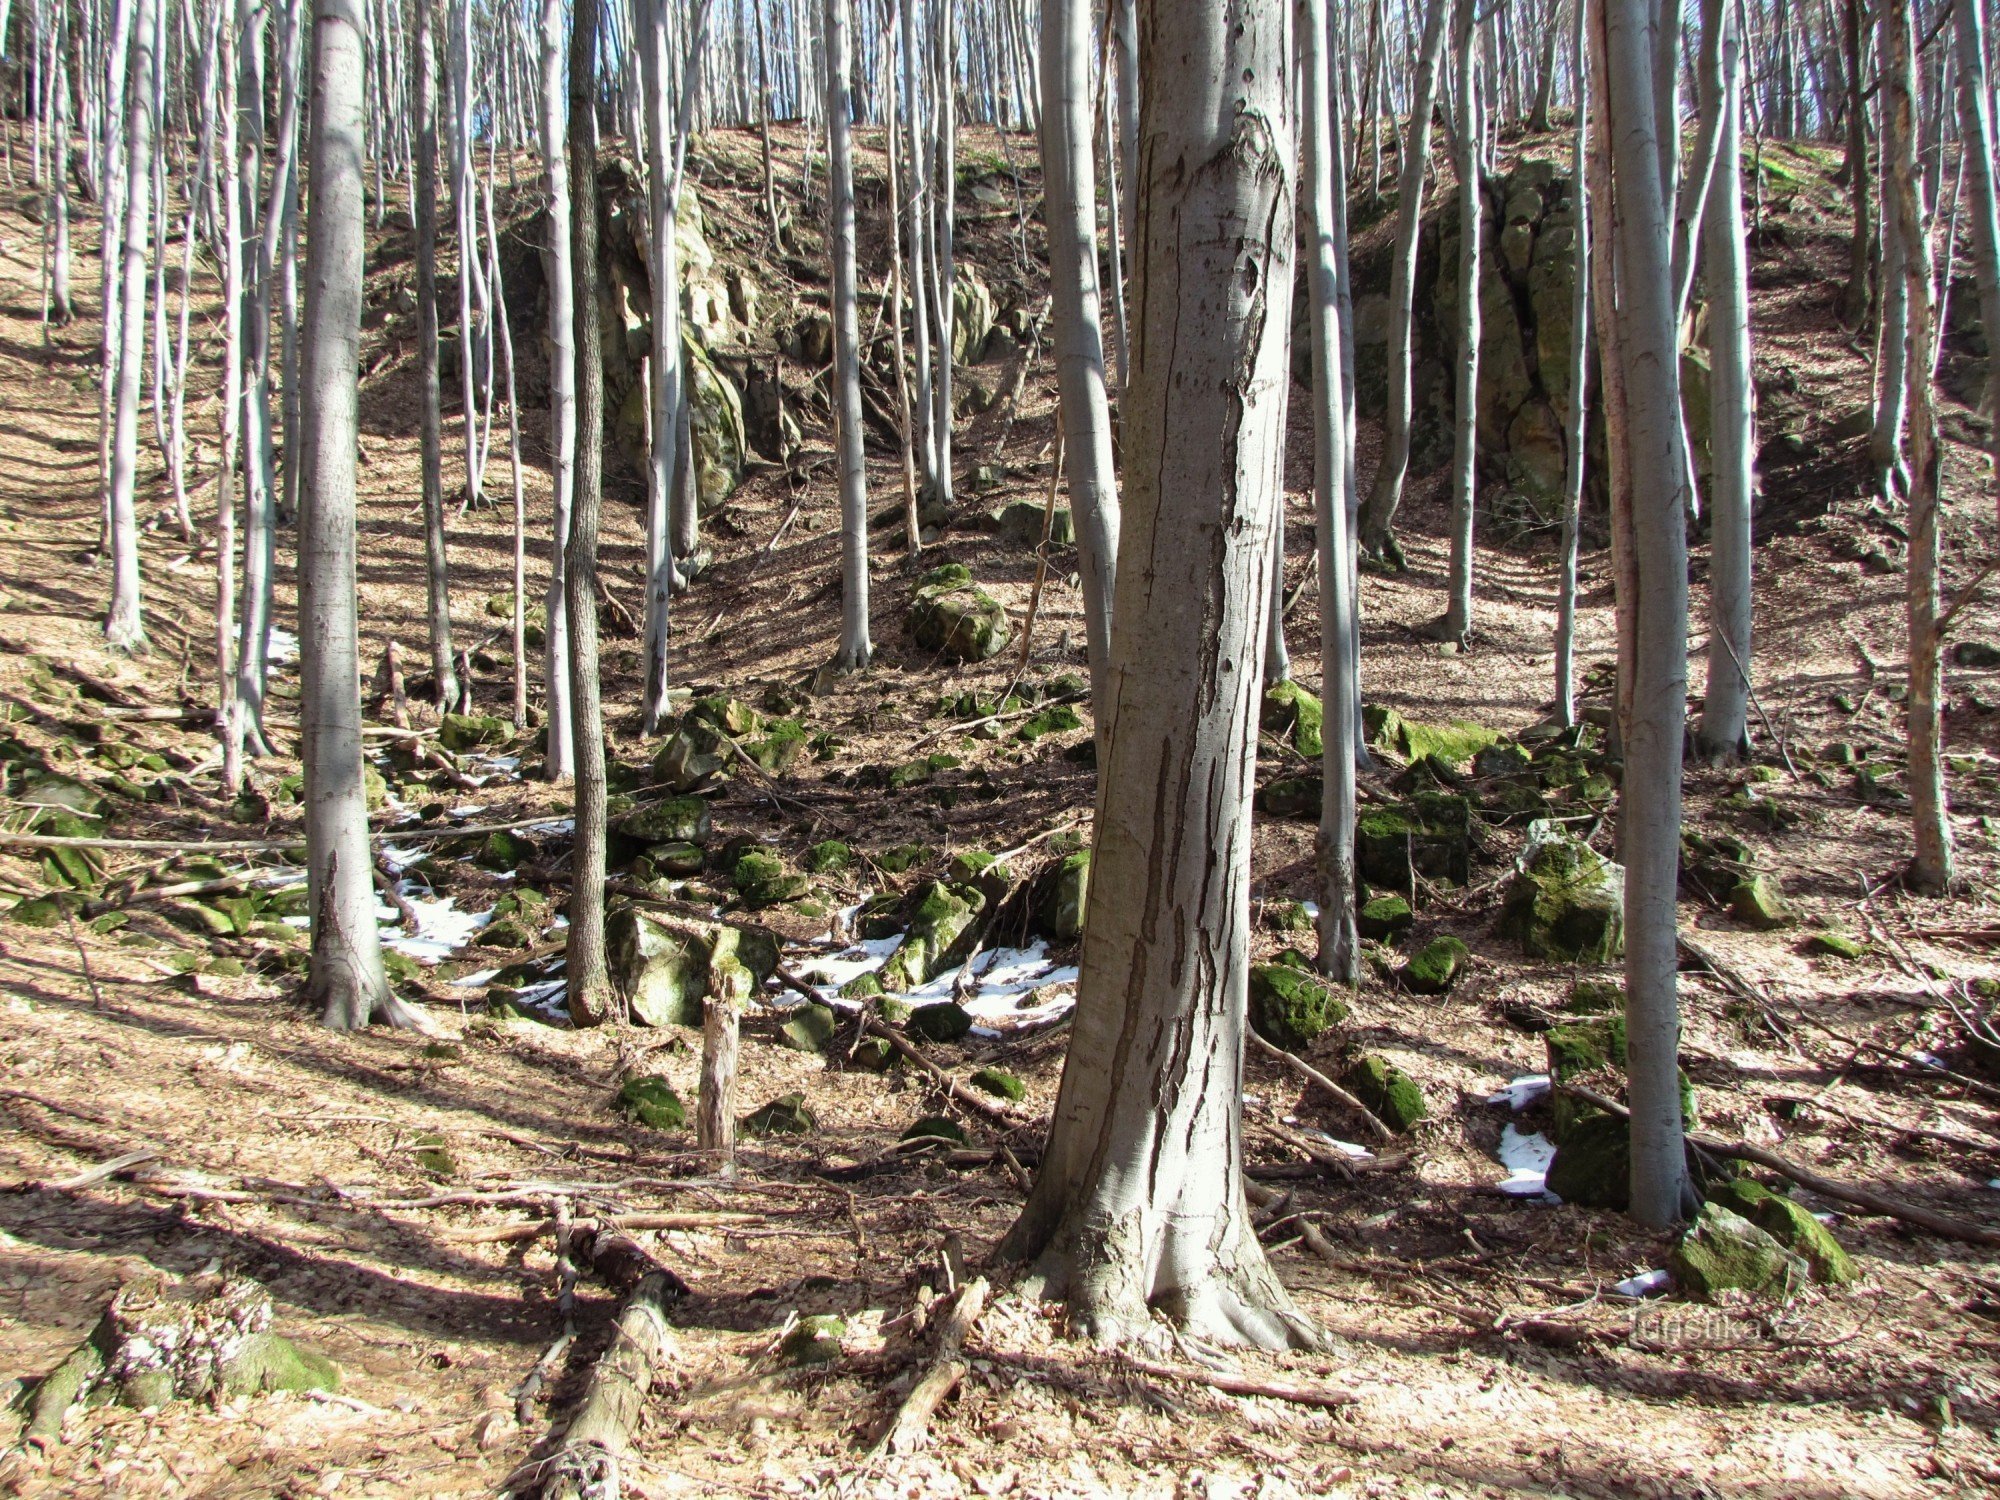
[1554,0,1590,731]
[103,0,154,652]
[565,0,612,1025]
[1301,0,1358,985]
[1839,0,1872,327]
[1697,0,1755,763]
[825,0,871,671]
[1036,0,1119,741]
[301,0,416,1031]
[1000,0,1315,1353]
[416,0,461,713]
[1883,0,1955,894]
[1357,0,1449,562]
[1954,0,2000,433]
[1591,0,1691,1229]
[1436,0,1480,646]
[540,0,577,781]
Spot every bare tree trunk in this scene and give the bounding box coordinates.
[1838,0,1872,328]
[415,0,461,713]
[103,0,155,653]
[1435,0,1481,646]
[1000,0,1315,1352]
[1954,0,2000,434]
[1697,0,1756,763]
[216,5,244,795]
[1037,0,1119,740]
[1554,0,1590,730]
[1882,0,1955,894]
[825,0,871,671]
[1591,0,1691,1229]
[1871,195,1909,501]
[1357,0,1449,562]
[697,991,740,1170]
[1301,0,1358,985]
[540,0,576,781]
[565,0,612,1025]
[301,0,416,1032]
[897,0,935,495]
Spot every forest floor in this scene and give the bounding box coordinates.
[0,124,1998,1499]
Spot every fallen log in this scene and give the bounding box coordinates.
[534,1232,688,1500]
[872,1276,989,1457]
[1559,1081,2000,1248]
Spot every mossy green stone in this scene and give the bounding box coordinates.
[482,916,536,949]
[778,1314,846,1364]
[741,1093,816,1137]
[1566,977,1623,1013]
[1707,1180,1856,1284]
[1256,776,1323,818]
[1543,1112,1631,1209]
[1499,822,1625,962]
[1728,873,1795,930]
[733,850,809,908]
[1358,894,1414,940]
[1341,1054,1427,1132]
[1260,679,1325,759]
[10,895,65,928]
[617,1075,688,1130]
[851,1036,897,1070]
[1263,899,1315,934]
[906,1001,974,1043]
[840,971,884,1000]
[1037,851,1090,940]
[1271,946,1316,973]
[619,795,712,844]
[970,1066,1025,1101]
[1804,929,1867,960]
[880,882,984,988]
[438,712,511,753]
[780,1002,839,1053]
[909,569,1012,662]
[647,841,706,876]
[1248,963,1347,1051]
[1669,1203,1808,1302]
[1015,703,1082,741]
[1356,792,1473,888]
[806,840,854,874]
[1398,719,1500,768]
[1402,935,1470,995]
[219,1333,340,1398]
[901,1115,971,1146]
[744,718,809,773]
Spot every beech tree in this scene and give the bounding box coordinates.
[825,0,871,671]
[299,0,416,1031]
[1001,0,1314,1349]
[539,0,577,781]
[1433,0,1481,647]
[415,0,461,714]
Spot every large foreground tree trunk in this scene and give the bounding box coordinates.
[1591,0,1691,1229]
[1000,0,1314,1352]
[301,0,416,1031]
[1037,0,1120,740]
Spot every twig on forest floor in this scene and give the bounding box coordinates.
[1712,630,1799,779]
[1246,1031,1395,1143]
[860,1017,1034,1130]
[60,900,105,1008]
[906,691,1088,754]
[453,1210,767,1245]
[1558,1081,2000,1247]
[870,1276,989,1458]
[0,813,573,857]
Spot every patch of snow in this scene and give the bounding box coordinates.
[447,804,486,819]
[791,933,906,993]
[1913,1051,1947,1070]
[378,845,429,875]
[1290,1126,1371,1159]
[1486,1073,1552,1112]
[452,968,501,988]
[1612,1268,1671,1299]
[1298,900,1321,920]
[1496,1123,1559,1199]
[266,627,299,666]
[523,818,576,836]
[381,894,492,963]
[906,941,1080,1027]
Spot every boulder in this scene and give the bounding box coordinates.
[732,851,809,908]
[908,563,1011,663]
[779,1001,839,1053]
[1260,679,1324,760]
[1543,1111,1631,1208]
[1728,873,1795,930]
[1669,1203,1808,1303]
[1035,851,1090,940]
[1257,776,1323,819]
[1401,935,1469,995]
[439,713,510,753]
[607,909,776,1027]
[906,1001,974,1043]
[950,269,995,364]
[617,1075,687,1129]
[879,881,986,989]
[1341,1054,1428,1133]
[777,1314,845,1364]
[618,795,712,845]
[902,1115,971,1146]
[1358,894,1415,941]
[1707,1179,1856,1285]
[1248,963,1348,1051]
[685,334,747,513]
[970,1066,1026,1101]
[1356,792,1473,889]
[996,498,1073,547]
[1499,819,1624,962]
[741,1093,816,1137]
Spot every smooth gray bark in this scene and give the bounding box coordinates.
[1001,0,1315,1352]
[300,0,415,1031]
[1953,0,2000,431]
[415,0,460,713]
[539,0,577,781]
[1696,0,1755,764]
[825,0,871,671]
[1554,0,1590,730]
[1592,0,1691,1229]
[1036,0,1119,741]
[103,0,154,652]
[1301,0,1359,985]
[1437,0,1481,646]
[1357,0,1449,561]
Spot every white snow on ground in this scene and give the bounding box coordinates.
[1486,1073,1552,1111]
[1283,1124,1372,1159]
[782,933,1080,1031]
[379,893,492,963]
[790,933,906,992]
[1496,1121,1559,1198]
[266,627,299,665]
[378,845,429,875]
[1612,1268,1671,1298]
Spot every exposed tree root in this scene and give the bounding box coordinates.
[870,1276,988,1457]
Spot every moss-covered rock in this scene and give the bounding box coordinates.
[475,829,534,872]
[741,1093,816,1137]
[879,881,985,989]
[438,712,511,753]
[901,1115,971,1146]
[806,839,854,874]
[1341,1054,1427,1132]
[1707,1179,1856,1285]
[851,1036,897,1070]
[909,564,1012,662]
[643,841,706,877]
[1804,929,1868,960]
[606,909,775,1027]
[779,1001,839,1053]
[743,717,809,774]
[970,1067,1025,1101]
[777,1313,846,1365]
[1261,679,1325,759]
[1248,963,1348,1051]
[1565,977,1622,1013]
[1499,819,1624,962]
[906,1001,975,1043]
[1728,873,1795,930]
[1364,709,1500,768]
[618,795,712,845]
[1669,1203,1808,1302]
[1358,894,1414,941]
[617,1075,687,1129]
[1356,791,1473,889]
[1262,898,1315,934]
[1543,1111,1631,1209]
[1036,851,1090,940]
[839,971,884,1000]
[1401,934,1470,995]
[732,850,809,908]
[1256,775,1323,819]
